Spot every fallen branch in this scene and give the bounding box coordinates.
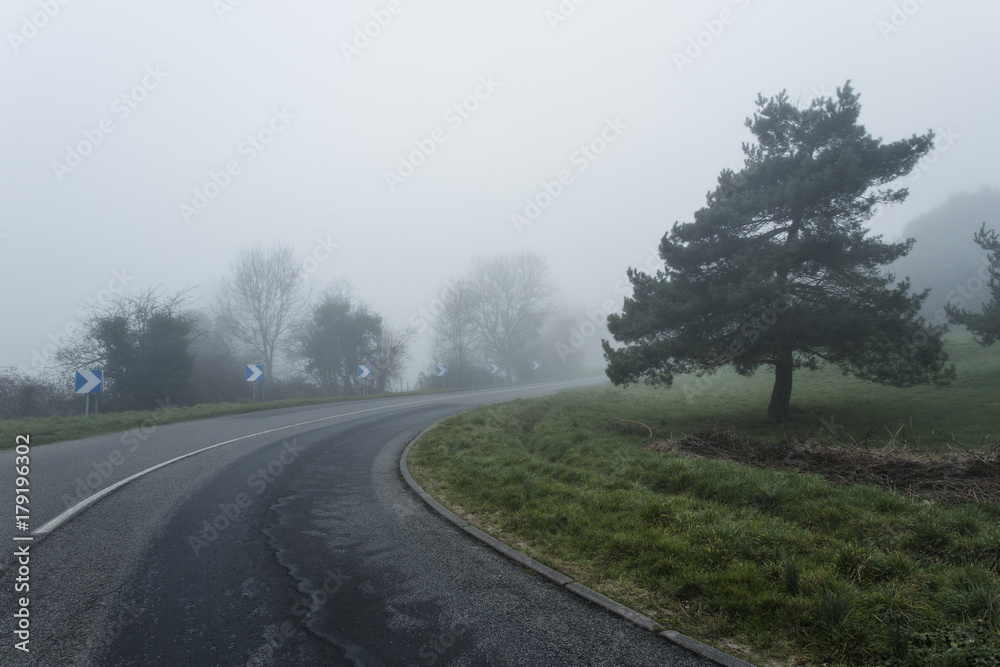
[606,419,655,439]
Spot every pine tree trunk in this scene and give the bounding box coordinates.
[766,350,793,423]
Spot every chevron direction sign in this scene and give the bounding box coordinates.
[246,365,264,382]
[358,365,372,379]
[436,364,448,377]
[75,369,103,394]
[488,363,500,374]
[532,361,541,371]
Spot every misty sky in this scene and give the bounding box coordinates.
[2,1,998,380]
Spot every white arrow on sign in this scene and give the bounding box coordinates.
[246,365,264,382]
[436,364,448,377]
[75,369,102,394]
[488,364,500,374]
[358,365,372,379]
[532,361,541,371]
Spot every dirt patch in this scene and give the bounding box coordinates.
[642,424,1000,504]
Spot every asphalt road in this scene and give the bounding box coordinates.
[0,379,718,666]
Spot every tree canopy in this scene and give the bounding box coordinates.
[946,224,1000,345]
[296,285,411,395]
[55,288,197,410]
[298,287,381,395]
[604,82,954,422]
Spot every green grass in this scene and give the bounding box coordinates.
[410,331,1000,666]
[612,329,998,448]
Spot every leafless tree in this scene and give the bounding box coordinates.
[431,279,480,385]
[215,243,310,380]
[469,251,557,382]
[371,322,414,393]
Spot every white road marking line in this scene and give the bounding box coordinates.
[34,380,585,535]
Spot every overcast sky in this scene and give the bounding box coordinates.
[2,0,997,380]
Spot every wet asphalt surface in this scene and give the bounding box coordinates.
[0,381,718,666]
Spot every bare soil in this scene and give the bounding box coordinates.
[637,424,1000,504]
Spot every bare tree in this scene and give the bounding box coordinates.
[371,322,414,393]
[431,278,480,386]
[215,243,310,380]
[469,251,557,382]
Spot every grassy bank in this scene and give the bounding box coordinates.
[410,332,1000,665]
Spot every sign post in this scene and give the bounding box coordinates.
[436,364,448,389]
[358,365,372,395]
[75,369,103,423]
[246,364,264,402]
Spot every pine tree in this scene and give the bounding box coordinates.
[946,224,1000,345]
[603,82,954,422]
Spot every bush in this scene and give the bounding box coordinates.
[0,368,75,419]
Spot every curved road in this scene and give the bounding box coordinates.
[0,379,717,666]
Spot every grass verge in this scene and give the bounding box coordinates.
[410,332,1000,666]
[0,373,590,448]
[0,395,375,448]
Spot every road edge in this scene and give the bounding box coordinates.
[399,424,756,667]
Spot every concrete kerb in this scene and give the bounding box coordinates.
[399,424,756,667]
[661,631,756,667]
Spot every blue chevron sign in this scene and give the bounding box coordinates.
[75,369,103,394]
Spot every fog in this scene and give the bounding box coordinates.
[3,1,998,383]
